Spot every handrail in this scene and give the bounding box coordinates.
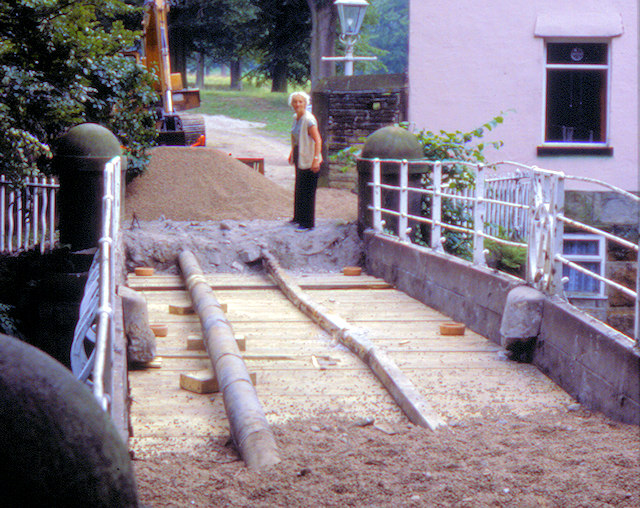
[70,156,121,411]
[360,156,639,346]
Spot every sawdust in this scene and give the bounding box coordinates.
[133,410,640,507]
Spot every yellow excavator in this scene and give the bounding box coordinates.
[138,0,206,146]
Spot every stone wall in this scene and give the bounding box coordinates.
[312,74,408,189]
[565,190,639,336]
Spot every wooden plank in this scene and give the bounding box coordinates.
[127,273,392,291]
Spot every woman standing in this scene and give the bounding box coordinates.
[288,91,322,231]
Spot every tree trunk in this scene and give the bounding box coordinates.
[195,52,205,89]
[230,59,242,90]
[307,0,337,90]
[169,26,189,88]
[271,61,288,93]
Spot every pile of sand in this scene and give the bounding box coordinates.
[125,147,293,222]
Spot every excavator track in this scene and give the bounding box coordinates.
[157,113,206,146]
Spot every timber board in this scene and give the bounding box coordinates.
[126,272,392,291]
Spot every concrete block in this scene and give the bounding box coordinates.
[500,285,544,348]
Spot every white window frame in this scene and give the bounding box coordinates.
[541,38,612,149]
[562,233,606,299]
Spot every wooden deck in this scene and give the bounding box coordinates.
[126,272,573,456]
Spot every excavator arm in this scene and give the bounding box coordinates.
[141,0,205,145]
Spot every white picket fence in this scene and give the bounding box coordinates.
[0,175,59,254]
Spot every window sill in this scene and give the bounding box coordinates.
[537,145,613,156]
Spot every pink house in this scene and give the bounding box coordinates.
[408,1,638,191]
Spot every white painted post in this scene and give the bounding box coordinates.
[550,173,565,295]
[473,164,486,265]
[372,158,382,231]
[0,174,5,252]
[8,190,14,253]
[33,178,40,248]
[431,162,443,251]
[16,188,22,250]
[40,178,48,254]
[48,178,56,251]
[635,239,639,348]
[398,159,409,242]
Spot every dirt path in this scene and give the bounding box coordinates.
[203,114,294,190]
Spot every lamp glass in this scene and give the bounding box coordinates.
[336,0,369,37]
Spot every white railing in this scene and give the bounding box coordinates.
[363,157,640,346]
[70,156,121,411]
[0,175,59,254]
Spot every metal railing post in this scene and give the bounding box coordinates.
[550,173,565,295]
[431,161,443,251]
[473,164,486,266]
[398,159,409,242]
[48,177,56,252]
[635,239,640,348]
[372,158,382,231]
[0,174,5,252]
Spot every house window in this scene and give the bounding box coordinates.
[562,233,606,297]
[539,42,612,155]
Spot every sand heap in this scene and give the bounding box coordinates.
[125,146,293,222]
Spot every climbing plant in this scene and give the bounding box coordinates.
[399,115,506,258]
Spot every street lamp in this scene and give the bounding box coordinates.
[336,0,369,37]
[322,0,376,76]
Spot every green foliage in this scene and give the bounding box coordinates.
[329,140,365,172]
[484,237,527,277]
[400,114,506,258]
[359,0,408,74]
[0,303,21,338]
[0,0,158,182]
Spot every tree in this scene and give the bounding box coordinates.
[306,0,338,88]
[363,0,408,74]
[253,0,311,93]
[0,0,158,182]
[169,0,259,90]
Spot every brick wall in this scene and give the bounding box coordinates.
[312,74,408,188]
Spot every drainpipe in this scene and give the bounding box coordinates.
[178,251,280,471]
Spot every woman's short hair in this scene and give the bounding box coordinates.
[288,91,311,107]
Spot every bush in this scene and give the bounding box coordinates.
[0,0,158,183]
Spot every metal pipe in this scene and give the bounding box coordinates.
[178,250,280,471]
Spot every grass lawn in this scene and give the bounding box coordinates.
[191,75,308,140]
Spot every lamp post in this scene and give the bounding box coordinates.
[322,0,376,76]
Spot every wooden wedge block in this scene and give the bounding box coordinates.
[169,303,194,315]
[150,324,168,337]
[134,267,155,276]
[179,370,257,394]
[342,266,362,276]
[439,322,466,336]
[180,370,218,394]
[186,335,246,352]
